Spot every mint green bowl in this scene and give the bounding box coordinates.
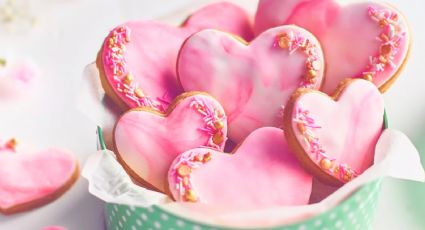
[105,180,381,230]
[101,112,388,230]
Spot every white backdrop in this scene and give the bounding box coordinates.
[0,0,424,229]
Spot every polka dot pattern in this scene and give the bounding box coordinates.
[105,180,381,230]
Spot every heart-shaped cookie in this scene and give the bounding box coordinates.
[0,57,38,101]
[283,79,384,185]
[114,92,228,192]
[167,127,313,209]
[97,2,253,112]
[255,0,410,94]
[0,139,79,215]
[177,25,325,143]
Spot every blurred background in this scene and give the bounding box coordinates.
[0,0,424,229]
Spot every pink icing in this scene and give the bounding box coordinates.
[177,25,325,142]
[41,227,67,230]
[0,58,38,100]
[255,0,410,93]
[289,79,384,183]
[168,127,313,209]
[0,147,77,212]
[114,93,227,192]
[101,2,253,110]
[293,107,358,182]
[104,26,167,112]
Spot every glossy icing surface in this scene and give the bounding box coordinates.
[0,147,77,211]
[178,26,324,142]
[100,2,253,110]
[255,0,410,93]
[114,93,227,192]
[289,79,384,183]
[168,127,313,209]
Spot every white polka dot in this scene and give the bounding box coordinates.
[141,213,148,221]
[329,212,337,220]
[342,205,350,212]
[115,227,119,230]
[321,227,329,230]
[126,209,132,217]
[355,195,362,203]
[112,210,116,217]
[136,219,142,226]
[161,213,169,221]
[314,220,322,227]
[366,221,372,228]
[154,221,161,229]
[367,185,374,192]
[355,224,361,230]
[122,215,127,222]
[367,195,375,203]
[147,206,154,213]
[361,207,367,215]
[130,206,136,212]
[298,225,306,230]
[351,217,358,225]
[335,220,343,228]
[348,212,354,220]
[176,220,185,227]
[131,226,137,230]
[148,228,153,230]
[114,205,119,211]
[192,225,202,230]
[365,213,370,221]
[118,220,123,228]
[359,202,366,210]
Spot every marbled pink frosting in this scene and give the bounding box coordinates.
[168,127,313,209]
[0,148,77,212]
[177,26,325,142]
[100,2,253,110]
[288,79,384,183]
[114,93,228,192]
[255,0,410,93]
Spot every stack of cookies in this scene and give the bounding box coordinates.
[96,0,410,209]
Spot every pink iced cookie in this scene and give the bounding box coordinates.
[255,0,410,94]
[98,2,253,112]
[283,79,384,185]
[177,25,325,143]
[168,127,313,209]
[114,92,228,192]
[0,58,38,101]
[0,139,79,215]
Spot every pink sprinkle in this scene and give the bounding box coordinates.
[156,96,170,106]
[41,227,67,230]
[294,106,359,182]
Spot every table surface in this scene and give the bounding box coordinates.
[0,0,424,229]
